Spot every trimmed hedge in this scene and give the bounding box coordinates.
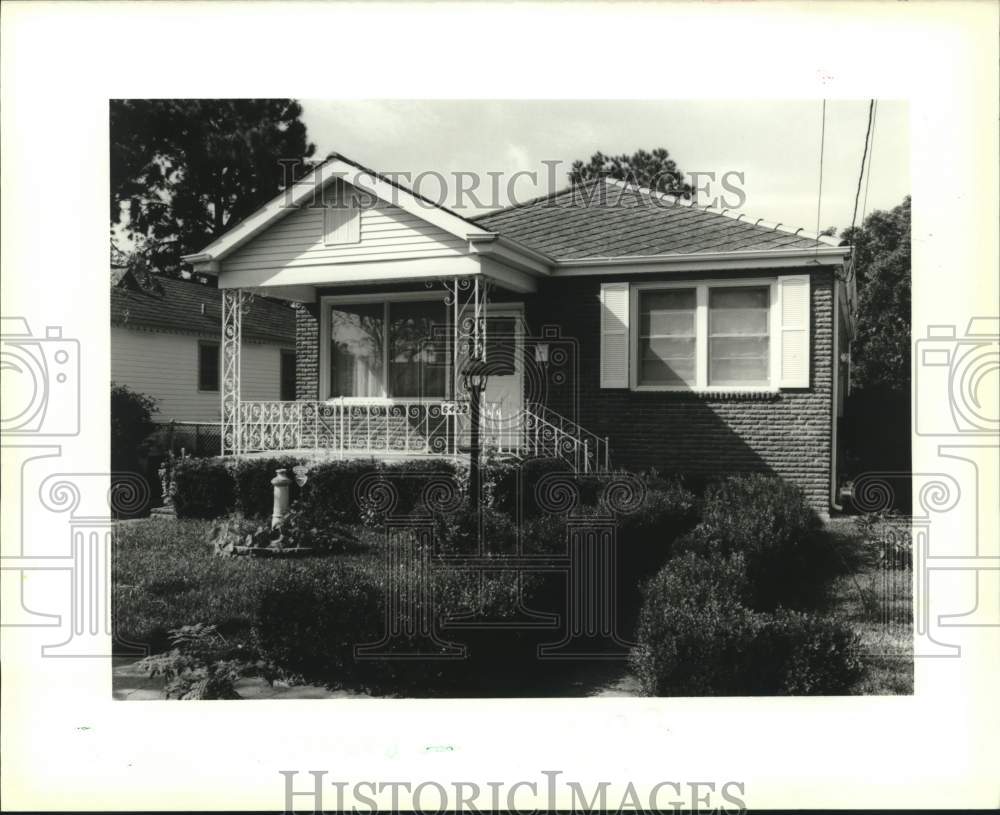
[253,549,537,693]
[674,474,832,611]
[632,551,865,696]
[745,609,865,695]
[233,456,304,518]
[632,552,758,696]
[171,458,235,519]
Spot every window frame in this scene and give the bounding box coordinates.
[319,292,452,403]
[197,340,221,393]
[629,278,781,392]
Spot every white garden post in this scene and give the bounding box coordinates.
[271,468,291,528]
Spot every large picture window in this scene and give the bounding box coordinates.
[327,299,448,399]
[632,281,775,390]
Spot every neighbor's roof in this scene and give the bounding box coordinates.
[110,272,296,345]
[474,177,842,261]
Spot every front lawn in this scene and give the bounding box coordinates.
[113,475,914,697]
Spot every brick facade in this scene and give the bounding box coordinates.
[294,269,835,510]
[295,303,320,400]
[525,268,835,511]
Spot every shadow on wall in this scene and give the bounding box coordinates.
[528,273,835,513]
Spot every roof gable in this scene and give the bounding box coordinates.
[183,153,492,266]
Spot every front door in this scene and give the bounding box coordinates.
[480,311,524,453]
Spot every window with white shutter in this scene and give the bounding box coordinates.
[323,196,361,245]
[778,274,811,388]
[623,275,812,391]
[600,282,629,388]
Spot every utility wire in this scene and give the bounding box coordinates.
[815,99,827,240]
[860,100,878,226]
[850,99,876,233]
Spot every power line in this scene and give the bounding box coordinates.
[815,99,827,239]
[850,99,876,233]
[860,100,878,226]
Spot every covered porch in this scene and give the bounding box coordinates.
[218,272,608,473]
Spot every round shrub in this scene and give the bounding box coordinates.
[745,609,865,695]
[631,552,758,696]
[434,506,518,555]
[171,458,236,519]
[687,474,830,611]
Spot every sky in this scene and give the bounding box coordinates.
[299,99,909,235]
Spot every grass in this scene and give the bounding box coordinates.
[114,512,915,696]
[113,518,379,654]
[822,517,914,695]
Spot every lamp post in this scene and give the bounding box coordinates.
[461,359,490,507]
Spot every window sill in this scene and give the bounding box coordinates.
[629,388,781,402]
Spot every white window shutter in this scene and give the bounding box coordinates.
[600,282,630,388]
[779,274,811,388]
[323,197,360,245]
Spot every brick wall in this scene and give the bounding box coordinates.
[293,270,835,510]
[295,303,319,400]
[526,268,835,511]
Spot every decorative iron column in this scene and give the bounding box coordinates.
[221,288,244,457]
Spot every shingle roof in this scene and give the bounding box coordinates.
[110,273,296,345]
[474,178,838,260]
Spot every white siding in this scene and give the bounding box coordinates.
[224,180,467,273]
[111,327,291,422]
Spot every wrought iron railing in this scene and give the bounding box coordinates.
[238,399,457,457]
[522,403,610,473]
[235,399,610,473]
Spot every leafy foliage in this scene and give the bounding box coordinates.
[840,197,911,393]
[632,553,865,696]
[110,99,316,272]
[110,383,158,470]
[568,148,693,198]
[675,474,834,611]
[136,623,274,700]
[171,458,236,519]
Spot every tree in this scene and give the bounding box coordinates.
[841,197,911,393]
[111,99,316,272]
[568,148,693,198]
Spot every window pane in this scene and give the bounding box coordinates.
[199,343,219,392]
[709,286,770,386]
[640,337,695,385]
[638,289,696,386]
[330,304,383,397]
[389,300,447,398]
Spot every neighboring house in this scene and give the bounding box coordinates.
[111,270,297,423]
[182,152,854,511]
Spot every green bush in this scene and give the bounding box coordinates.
[745,609,865,695]
[295,459,381,525]
[434,505,518,555]
[111,383,158,470]
[678,474,830,611]
[632,551,866,696]
[171,458,236,519]
[488,457,574,518]
[631,552,758,696]
[233,456,304,518]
